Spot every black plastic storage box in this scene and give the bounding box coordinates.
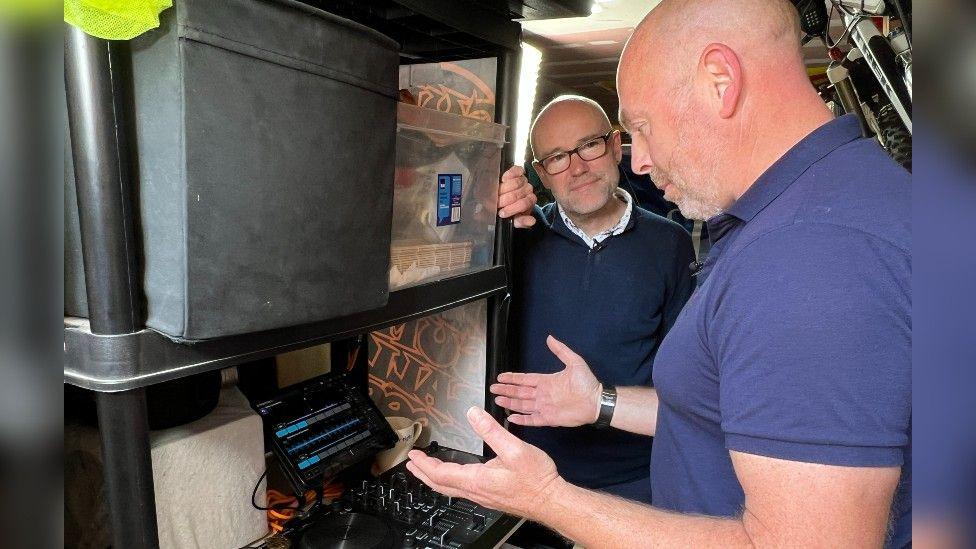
[65,0,400,340]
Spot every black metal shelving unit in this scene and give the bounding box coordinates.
[64,266,509,392]
[63,1,588,547]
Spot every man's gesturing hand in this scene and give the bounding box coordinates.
[498,165,537,228]
[406,407,563,520]
[490,335,602,428]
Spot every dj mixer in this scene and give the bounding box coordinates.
[249,373,523,549]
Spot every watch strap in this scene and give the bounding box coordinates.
[594,385,617,429]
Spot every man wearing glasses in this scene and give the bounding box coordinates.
[499,95,695,503]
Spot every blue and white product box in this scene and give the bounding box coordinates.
[437,173,463,226]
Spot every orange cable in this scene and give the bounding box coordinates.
[265,480,345,532]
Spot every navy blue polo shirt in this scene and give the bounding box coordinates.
[650,115,911,547]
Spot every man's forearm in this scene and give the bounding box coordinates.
[539,479,753,549]
[607,386,659,436]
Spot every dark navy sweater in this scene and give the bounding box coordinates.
[511,202,695,489]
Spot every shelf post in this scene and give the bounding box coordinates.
[65,24,159,549]
[95,390,160,549]
[486,44,522,456]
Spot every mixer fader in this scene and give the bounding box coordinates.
[339,449,523,548]
[285,445,523,549]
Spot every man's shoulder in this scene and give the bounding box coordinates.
[733,220,909,268]
[713,221,911,313]
[704,221,911,362]
[756,138,910,254]
[812,135,910,206]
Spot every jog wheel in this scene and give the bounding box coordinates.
[297,512,396,549]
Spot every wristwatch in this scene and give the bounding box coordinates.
[593,385,617,429]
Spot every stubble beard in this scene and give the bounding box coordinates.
[648,163,724,221]
[560,172,617,218]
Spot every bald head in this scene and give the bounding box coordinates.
[638,0,800,47]
[524,94,624,222]
[529,95,611,159]
[614,0,833,221]
[618,0,803,114]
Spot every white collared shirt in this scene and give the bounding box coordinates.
[557,188,634,249]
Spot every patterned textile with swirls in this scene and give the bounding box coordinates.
[400,58,497,121]
[367,300,487,454]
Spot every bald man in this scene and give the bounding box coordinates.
[500,94,694,503]
[408,1,911,547]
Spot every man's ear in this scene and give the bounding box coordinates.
[531,162,551,189]
[700,43,742,119]
[611,130,623,163]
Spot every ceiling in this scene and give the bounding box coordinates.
[520,0,844,124]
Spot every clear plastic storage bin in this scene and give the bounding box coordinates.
[390,103,506,290]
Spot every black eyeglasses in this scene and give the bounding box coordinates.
[534,130,616,175]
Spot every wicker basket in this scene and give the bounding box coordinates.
[391,241,474,276]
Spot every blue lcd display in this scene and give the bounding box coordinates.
[253,372,398,494]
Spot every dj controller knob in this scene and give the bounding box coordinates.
[393,471,408,489]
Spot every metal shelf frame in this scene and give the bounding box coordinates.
[64,1,525,547]
[64,266,508,392]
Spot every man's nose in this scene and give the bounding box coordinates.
[630,142,654,175]
[568,151,590,176]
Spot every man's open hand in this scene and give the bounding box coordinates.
[498,165,537,228]
[406,407,563,520]
[490,335,602,428]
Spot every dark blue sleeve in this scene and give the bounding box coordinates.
[710,223,911,466]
